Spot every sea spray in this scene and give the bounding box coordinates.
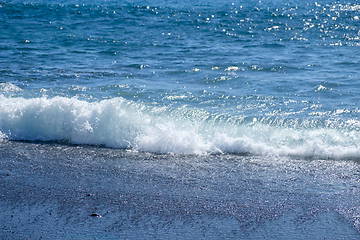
[1,95,360,158]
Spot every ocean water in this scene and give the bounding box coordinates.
[1,0,360,238]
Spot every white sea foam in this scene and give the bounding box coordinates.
[0,83,22,92]
[315,85,327,92]
[0,131,7,141]
[0,95,359,158]
[224,66,239,71]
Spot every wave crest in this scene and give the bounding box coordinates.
[1,95,359,158]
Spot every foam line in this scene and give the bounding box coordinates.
[1,95,359,158]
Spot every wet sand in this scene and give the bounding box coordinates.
[1,142,359,239]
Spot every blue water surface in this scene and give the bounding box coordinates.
[1,0,360,155]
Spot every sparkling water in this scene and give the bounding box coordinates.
[1,0,360,238]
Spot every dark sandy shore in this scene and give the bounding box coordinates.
[1,141,360,239]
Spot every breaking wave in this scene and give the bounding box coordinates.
[1,95,359,158]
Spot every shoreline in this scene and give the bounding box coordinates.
[1,141,359,239]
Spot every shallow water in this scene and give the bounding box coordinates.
[1,141,360,239]
[1,0,360,157]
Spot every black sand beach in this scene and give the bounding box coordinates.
[1,141,360,239]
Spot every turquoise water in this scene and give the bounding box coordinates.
[1,0,360,156]
[1,0,360,238]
